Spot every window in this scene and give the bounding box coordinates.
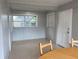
[13,15,38,27]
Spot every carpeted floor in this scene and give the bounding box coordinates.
[9,39,62,59]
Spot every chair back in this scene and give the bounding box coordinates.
[39,40,53,55]
[71,38,78,47]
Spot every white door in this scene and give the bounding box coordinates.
[56,9,72,47]
[47,13,55,42]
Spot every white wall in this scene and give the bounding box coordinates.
[72,0,78,40]
[0,19,4,59]
[8,16,13,51]
[12,11,46,41]
[1,15,9,59]
[0,0,10,59]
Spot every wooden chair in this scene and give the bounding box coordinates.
[39,40,53,55]
[71,38,78,47]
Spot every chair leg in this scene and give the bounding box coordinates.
[40,43,43,55]
[50,40,53,50]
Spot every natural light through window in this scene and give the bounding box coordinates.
[13,15,38,27]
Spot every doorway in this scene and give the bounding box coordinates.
[56,9,72,47]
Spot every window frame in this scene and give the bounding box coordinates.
[12,15,38,28]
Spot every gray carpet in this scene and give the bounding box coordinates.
[9,39,62,59]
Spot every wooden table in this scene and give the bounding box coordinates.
[39,47,78,59]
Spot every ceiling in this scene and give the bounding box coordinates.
[8,0,72,11]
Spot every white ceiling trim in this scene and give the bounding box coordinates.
[8,0,72,11]
[9,3,57,11]
[8,0,72,6]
